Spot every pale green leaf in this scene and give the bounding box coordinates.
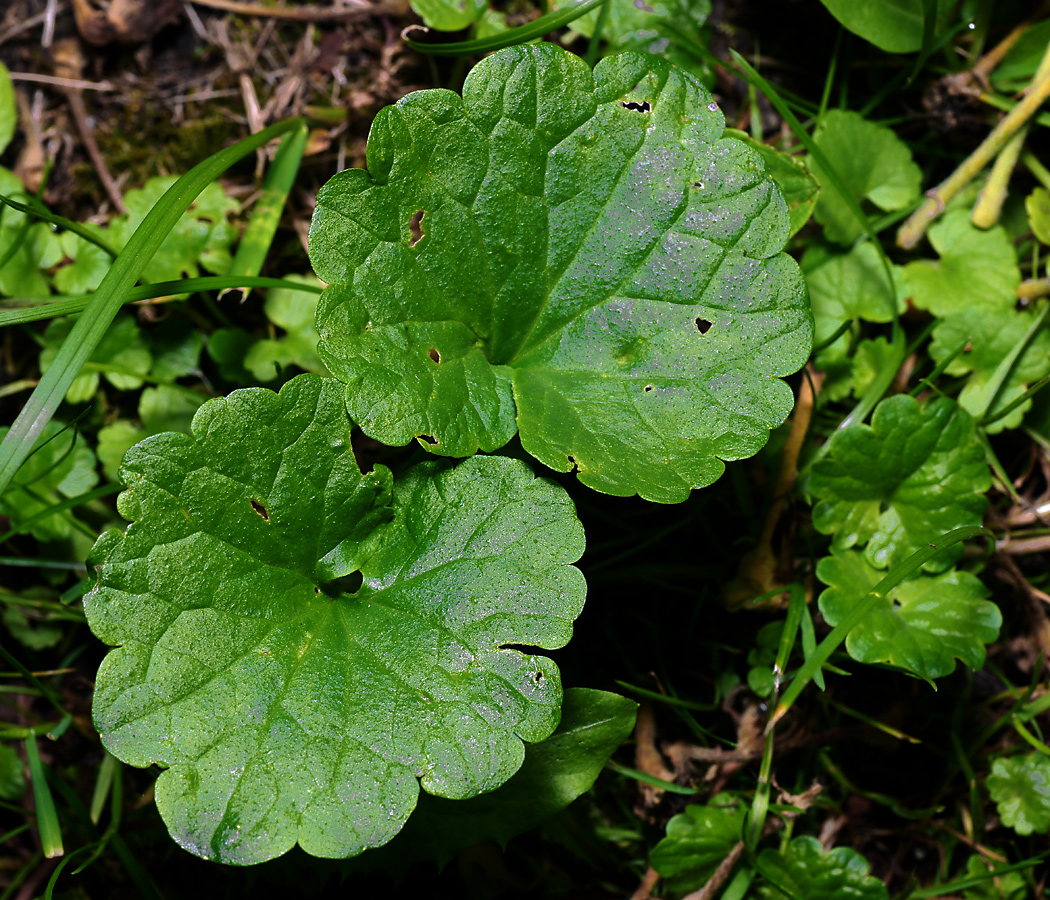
[410,0,485,30]
[807,110,921,245]
[809,395,989,571]
[85,373,587,864]
[756,836,888,900]
[243,274,329,381]
[902,210,1020,317]
[40,314,152,403]
[309,46,812,504]
[816,550,1000,679]
[2,607,63,651]
[851,337,899,397]
[139,386,206,434]
[109,178,240,283]
[563,0,711,55]
[962,855,1028,900]
[987,754,1050,836]
[97,420,147,483]
[54,230,113,295]
[805,242,904,349]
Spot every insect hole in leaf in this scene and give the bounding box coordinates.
[408,209,425,247]
[621,100,651,112]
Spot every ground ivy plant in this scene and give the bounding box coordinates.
[84,43,812,864]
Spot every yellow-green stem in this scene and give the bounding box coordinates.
[899,42,1050,249]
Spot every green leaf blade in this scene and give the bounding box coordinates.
[817,550,1001,679]
[310,46,812,503]
[85,374,587,864]
[809,395,990,572]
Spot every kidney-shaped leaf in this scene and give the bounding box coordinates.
[85,373,586,865]
[809,395,989,572]
[756,836,888,900]
[309,45,812,504]
[817,551,1000,680]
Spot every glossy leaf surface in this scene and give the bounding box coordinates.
[309,45,812,503]
[816,0,953,53]
[816,551,1000,679]
[809,395,989,571]
[85,373,586,864]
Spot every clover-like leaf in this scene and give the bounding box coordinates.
[40,313,152,403]
[988,753,1050,836]
[53,229,113,295]
[930,305,1050,433]
[807,110,921,245]
[243,275,329,381]
[85,374,586,864]
[150,323,204,382]
[109,177,240,283]
[0,168,63,299]
[0,743,25,802]
[349,688,637,874]
[0,421,98,542]
[809,395,989,572]
[902,210,1020,317]
[756,836,888,900]
[649,794,745,891]
[309,45,811,504]
[816,550,1000,679]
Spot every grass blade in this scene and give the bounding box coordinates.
[0,118,305,497]
[24,734,63,858]
[0,275,324,327]
[221,123,308,303]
